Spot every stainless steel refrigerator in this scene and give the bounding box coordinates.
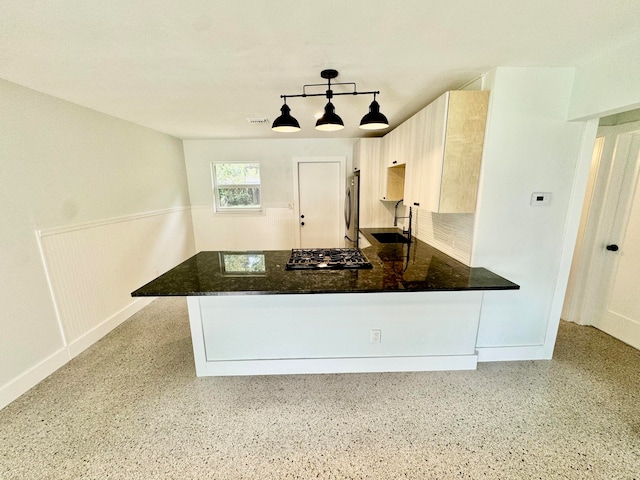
[344,170,360,248]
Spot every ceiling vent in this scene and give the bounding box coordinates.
[247,117,269,125]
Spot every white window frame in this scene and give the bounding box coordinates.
[210,162,262,213]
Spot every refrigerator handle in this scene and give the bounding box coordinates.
[344,188,351,230]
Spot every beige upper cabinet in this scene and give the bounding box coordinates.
[382,121,410,167]
[406,90,489,213]
[402,108,427,208]
[353,138,392,227]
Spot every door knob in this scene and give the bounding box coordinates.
[606,244,619,251]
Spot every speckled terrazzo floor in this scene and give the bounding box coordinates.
[1,299,639,479]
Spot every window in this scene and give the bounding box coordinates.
[211,162,261,212]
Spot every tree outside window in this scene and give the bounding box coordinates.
[211,163,261,211]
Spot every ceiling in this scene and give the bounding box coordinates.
[2,1,640,140]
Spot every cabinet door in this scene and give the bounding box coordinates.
[380,133,404,201]
[354,138,388,227]
[403,109,426,208]
[353,139,362,172]
[384,124,407,167]
[439,91,489,213]
[419,92,448,212]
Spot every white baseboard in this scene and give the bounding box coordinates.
[595,311,640,350]
[476,344,551,362]
[0,297,154,411]
[67,297,154,358]
[0,348,70,411]
[199,354,479,377]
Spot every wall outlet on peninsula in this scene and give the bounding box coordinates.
[370,329,382,344]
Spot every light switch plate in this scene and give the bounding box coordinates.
[531,192,551,206]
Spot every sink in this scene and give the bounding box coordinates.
[371,232,410,244]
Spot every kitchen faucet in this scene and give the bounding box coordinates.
[394,199,412,243]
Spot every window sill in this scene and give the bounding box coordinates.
[212,209,264,217]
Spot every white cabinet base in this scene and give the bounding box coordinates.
[193,354,478,376]
[186,291,483,376]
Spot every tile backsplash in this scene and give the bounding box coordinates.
[412,208,474,265]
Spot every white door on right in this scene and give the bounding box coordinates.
[596,133,640,349]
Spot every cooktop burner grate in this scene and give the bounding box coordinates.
[285,248,373,270]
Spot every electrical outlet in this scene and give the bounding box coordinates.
[370,329,382,344]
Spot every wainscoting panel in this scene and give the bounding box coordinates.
[38,207,195,347]
[191,206,297,252]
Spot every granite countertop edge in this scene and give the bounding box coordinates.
[131,230,520,297]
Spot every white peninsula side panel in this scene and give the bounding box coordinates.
[187,291,484,376]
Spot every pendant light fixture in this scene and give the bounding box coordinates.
[272,69,389,133]
[316,101,344,131]
[271,100,300,132]
[359,94,389,130]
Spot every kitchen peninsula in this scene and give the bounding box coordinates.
[132,231,518,376]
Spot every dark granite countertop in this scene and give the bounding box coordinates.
[131,229,519,297]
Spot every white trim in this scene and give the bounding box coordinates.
[186,297,208,377]
[210,161,262,213]
[543,118,599,353]
[199,354,478,376]
[562,136,606,324]
[34,229,67,347]
[0,348,70,411]
[36,206,190,237]
[67,297,154,357]
[0,297,153,411]
[190,203,267,218]
[597,311,640,350]
[477,344,549,362]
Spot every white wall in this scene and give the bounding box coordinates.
[472,68,592,358]
[183,138,356,251]
[0,79,194,409]
[569,37,640,120]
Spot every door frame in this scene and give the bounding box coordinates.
[564,124,640,328]
[292,156,346,248]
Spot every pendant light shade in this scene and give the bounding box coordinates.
[271,103,300,132]
[359,99,389,130]
[315,101,344,131]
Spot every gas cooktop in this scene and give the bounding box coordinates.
[285,248,373,270]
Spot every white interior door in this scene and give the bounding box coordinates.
[595,133,640,349]
[296,160,342,248]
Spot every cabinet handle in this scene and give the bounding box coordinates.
[413,202,420,206]
[301,222,305,226]
[606,244,619,251]
[392,160,397,164]
[300,214,305,218]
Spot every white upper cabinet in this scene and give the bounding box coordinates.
[406,90,489,213]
